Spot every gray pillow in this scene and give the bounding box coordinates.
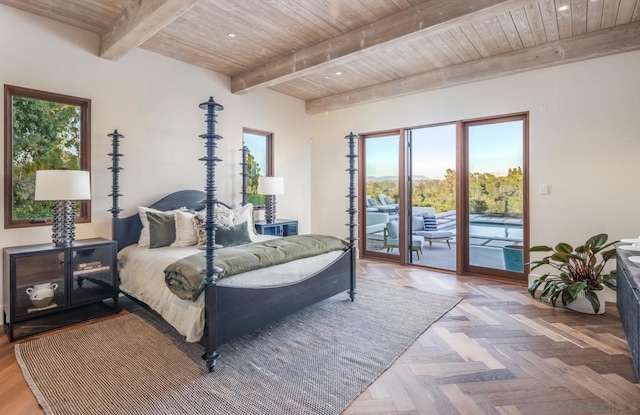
[386,220,399,239]
[216,221,252,247]
[147,211,176,248]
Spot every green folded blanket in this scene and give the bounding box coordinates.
[164,234,349,301]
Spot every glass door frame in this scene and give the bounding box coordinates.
[358,129,409,264]
[406,122,460,272]
[460,112,530,281]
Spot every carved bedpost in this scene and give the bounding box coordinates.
[199,97,224,372]
[107,130,124,239]
[345,131,358,301]
[239,146,249,206]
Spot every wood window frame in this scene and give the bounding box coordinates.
[4,85,91,229]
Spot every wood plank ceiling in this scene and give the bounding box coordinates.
[2,0,639,113]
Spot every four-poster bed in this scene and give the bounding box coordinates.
[109,98,359,371]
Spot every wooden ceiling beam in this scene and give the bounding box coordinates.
[230,0,535,93]
[305,21,640,114]
[99,0,198,60]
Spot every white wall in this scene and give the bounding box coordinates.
[310,51,640,252]
[0,5,311,319]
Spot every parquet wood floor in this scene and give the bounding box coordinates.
[1,259,638,414]
[344,259,640,414]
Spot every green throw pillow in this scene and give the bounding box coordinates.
[147,211,176,248]
[216,221,252,247]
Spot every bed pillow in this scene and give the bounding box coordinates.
[193,203,258,245]
[138,206,185,247]
[216,221,252,247]
[193,214,206,246]
[171,210,198,247]
[233,203,259,241]
[147,211,177,248]
[213,205,235,227]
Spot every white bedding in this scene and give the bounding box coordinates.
[118,241,344,342]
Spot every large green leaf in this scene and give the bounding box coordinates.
[587,234,608,252]
[601,248,617,262]
[584,290,601,313]
[555,243,573,254]
[567,281,587,300]
[528,279,543,297]
[551,252,570,263]
[530,245,553,252]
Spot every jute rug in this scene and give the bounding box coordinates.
[15,278,460,415]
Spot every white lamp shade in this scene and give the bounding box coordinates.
[34,170,91,201]
[257,176,284,195]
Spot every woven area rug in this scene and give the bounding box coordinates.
[15,279,460,415]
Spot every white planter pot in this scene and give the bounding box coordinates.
[566,289,606,314]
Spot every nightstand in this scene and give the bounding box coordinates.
[3,238,119,341]
[254,219,298,237]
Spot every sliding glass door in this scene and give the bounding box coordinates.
[407,124,457,271]
[359,113,528,280]
[361,132,402,260]
[463,115,528,279]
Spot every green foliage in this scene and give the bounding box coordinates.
[528,234,618,313]
[366,167,523,216]
[245,148,265,206]
[11,96,81,220]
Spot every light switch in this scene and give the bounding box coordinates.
[539,184,549,195]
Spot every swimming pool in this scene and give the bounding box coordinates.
[441,222,523,241]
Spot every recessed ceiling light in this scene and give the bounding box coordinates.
[335,71,343,76]
[227,33,236,38]
[323,76,330,79]
[557,5,569,11]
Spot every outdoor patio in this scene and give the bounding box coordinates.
[365,211,524,272]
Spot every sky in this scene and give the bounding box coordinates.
[243,132,267,175]
[366,121,523,179]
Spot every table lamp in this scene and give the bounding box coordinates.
[257,176,284,223]
[35,170,91,246]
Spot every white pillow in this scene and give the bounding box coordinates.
[138,206,184,247]
[213,205,235,227]
[193,203,259,245]
[233,203,260,242]
[171,210,198,247]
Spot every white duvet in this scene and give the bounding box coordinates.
[118,242,343,342]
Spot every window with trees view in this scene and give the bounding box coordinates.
[4,85,91,228]
[242,128,273,207]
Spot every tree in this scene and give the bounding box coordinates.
[366,167,523,216]
[245,150,264,206]
[11,97,81,219]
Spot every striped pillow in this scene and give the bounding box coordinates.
[422,215,438,231]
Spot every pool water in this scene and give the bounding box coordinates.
[441,222,523,241]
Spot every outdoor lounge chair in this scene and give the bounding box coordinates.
[377,194,397,207]
[412,212,453,250]
[366,195,398,213]
[383,220,423,259]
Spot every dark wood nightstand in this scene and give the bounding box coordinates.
[3,238,119,341]
[254,219,298,237]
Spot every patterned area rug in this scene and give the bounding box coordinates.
[15,279,460,415]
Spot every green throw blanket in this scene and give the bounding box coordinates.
[164,234,349,301]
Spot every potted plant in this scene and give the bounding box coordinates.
[528,233,617,314]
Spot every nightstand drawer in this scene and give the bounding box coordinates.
[254,219,298,237]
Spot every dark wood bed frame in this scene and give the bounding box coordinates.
[107,98,359,372]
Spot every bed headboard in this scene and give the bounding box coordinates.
[112,190,203,251]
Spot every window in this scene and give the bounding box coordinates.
[242,128,273,206]
[4,85,91,228]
